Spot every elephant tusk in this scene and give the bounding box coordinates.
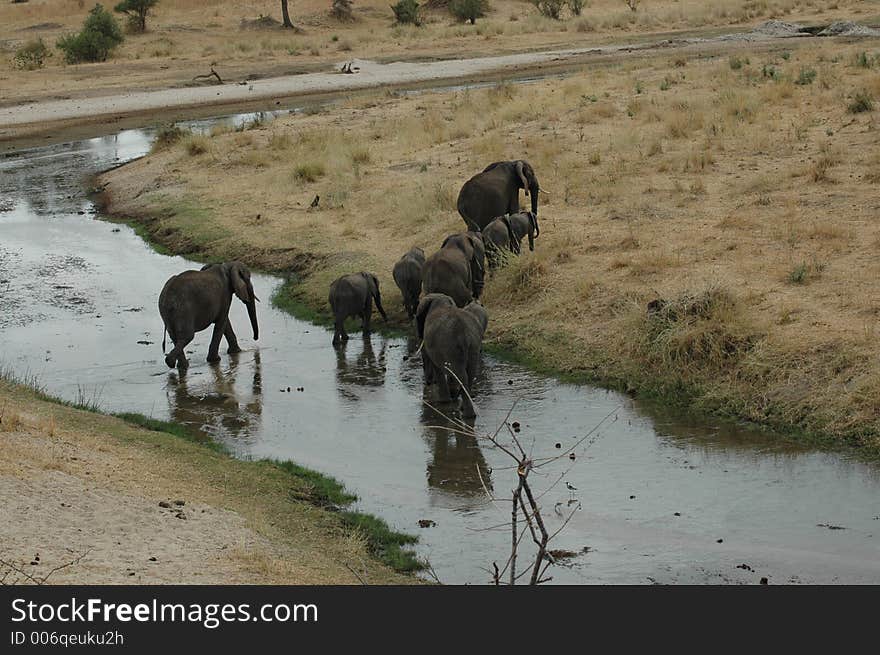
[414,340,424,356]
[253,295,261,303]
[538,188,551,196]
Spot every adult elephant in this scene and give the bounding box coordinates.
[482,215,518,268]
[159,261,259,371]
[440,231,485,299]
[508,210,540,252]
[328,272,387,346]
[457,160,542,232]
[416,293,488,418]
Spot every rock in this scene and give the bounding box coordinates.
[175,512,187,520]
[158,501,171,508]
[555,442,561,449]
[418,519,436,528]
[716,538,724,543]
[174,500,185,506]
[760,577,768,585]
[818,21,880,37]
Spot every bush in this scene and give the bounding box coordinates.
[795,68,816,85]
[391,0,421,25]
[57,4,124,63]
[449,0,488,24]
[568,0,585,15]
[331,0,354,21]
[150,124,186,152]
[294,162,326,182]
[848,91,874,114]
[114,0,158,34]
[531,0,564,19]
[13,38,50,70]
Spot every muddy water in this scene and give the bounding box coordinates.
[2,118,880,585]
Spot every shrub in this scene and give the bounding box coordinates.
[57,4,124,63]
[531,0,564,19]
[848,91,874,114]
[728,55,748,70]
[331,0,354,21]
[568,0,585,16]
[391,0,421,25]
[795,68,816,85]
[113,0,158,34]
[13,38,50,70]
[294,162,326,182]
[449,0,489,24]
[150,124,186,152]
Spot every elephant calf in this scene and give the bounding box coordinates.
[416,293,489,418]
[422,231,485,307]
[482,215,518,268]
[159,261,259,371]
[392,246,426,320]
[508,210,540,252]
[328,272,387,346]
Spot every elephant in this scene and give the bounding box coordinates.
[422,246,473,309]
[328,271,387,346]
[439,231,486,299]
[416,293,489,417]
[392,246,426,320]
[159,261,259,371]
[481,215,518,268]
[457,160,542,232]
[507,210,540,252]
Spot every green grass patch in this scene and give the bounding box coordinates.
[266,458,357,506]
[338,511,422,572]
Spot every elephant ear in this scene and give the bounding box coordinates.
[516,160,529,195]
[228,262,252,303]
[502,216,519,254]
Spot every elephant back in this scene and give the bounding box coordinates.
[422,248,472,308]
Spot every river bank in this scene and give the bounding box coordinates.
[99,34,880,455]
[0,376,420,584]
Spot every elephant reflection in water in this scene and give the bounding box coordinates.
[420,403,493,501]
[334,335,387,390]
[166,350,263,441]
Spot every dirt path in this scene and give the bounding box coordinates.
[0,23,820,144]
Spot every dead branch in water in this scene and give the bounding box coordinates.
[424,366,612,584]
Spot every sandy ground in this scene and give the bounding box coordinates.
[0,383,414,584]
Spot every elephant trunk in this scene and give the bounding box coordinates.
[247,298,259,341]
[530,183,539,216]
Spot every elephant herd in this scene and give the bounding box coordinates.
[157,159,543,418]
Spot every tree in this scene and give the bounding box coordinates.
[281,0,295,28]
[114,0,158,33]
[568,0,585,16]
[531,0,564,19]
[449,0,488,24]
[57,4,124,63]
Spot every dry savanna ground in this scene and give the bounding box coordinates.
[1,0,875,106]
[103,36,880,449]
[0,381,413,584]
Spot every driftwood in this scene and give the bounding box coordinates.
[339,61,360,74]
[193,66,223,84]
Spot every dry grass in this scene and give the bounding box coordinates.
[103,38,880,449]
[0,0,871,108]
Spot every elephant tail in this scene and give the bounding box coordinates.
[162,326,167,354]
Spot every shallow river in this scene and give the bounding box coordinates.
[2,112,879,584]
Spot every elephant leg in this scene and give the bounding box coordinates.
[332,314,345,346]
[362,298,373,334]
[224,322,241,354]
[168,330,193,372]
[422,350,435,385]
[436,363,452,402]
[207,319,226,363]
[449,361,474,416]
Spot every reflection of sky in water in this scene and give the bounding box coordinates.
[1,120,879,584]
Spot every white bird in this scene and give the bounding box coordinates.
[566,482,578,492]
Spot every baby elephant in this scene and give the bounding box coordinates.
[159,261,259,371]
[508,210,540,252]
[392,246,426,320]
[482,215,518,268]
[329,272,387,346]
[416,293,489,418]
